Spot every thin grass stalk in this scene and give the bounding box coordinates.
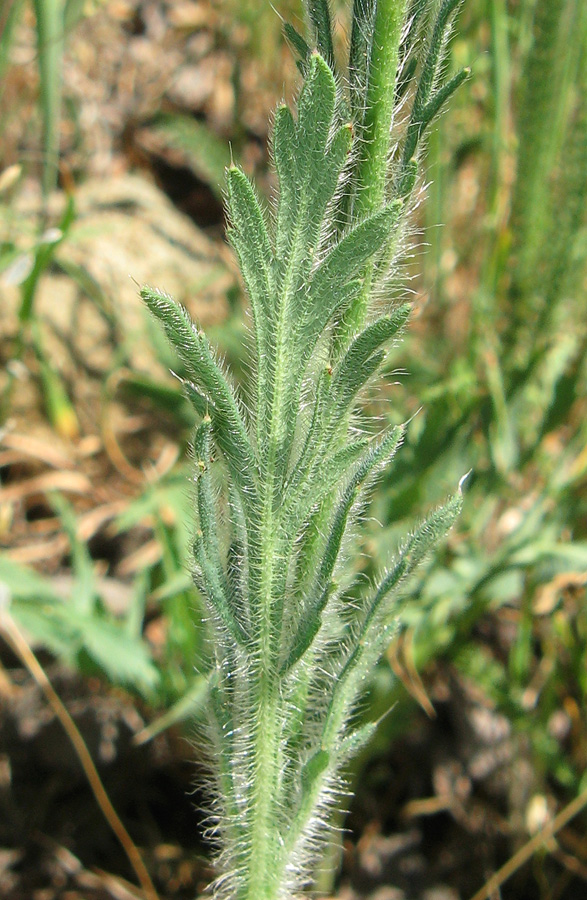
[509,0,567,299]
[503,0,587,388]
[33,0,65,200]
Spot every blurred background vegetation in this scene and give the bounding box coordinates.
[0,1,586,899]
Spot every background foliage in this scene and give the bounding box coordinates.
[0,0,586,897]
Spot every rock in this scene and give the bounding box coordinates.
[0,173,235,411]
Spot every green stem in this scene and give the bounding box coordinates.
[238,195,315,900]
[345,0,407,337]
[355,0,407,216]
[238,673,283,900]
[33,0,65,200]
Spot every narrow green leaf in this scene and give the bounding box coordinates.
[412,0,463,125]
[182,379,212,418]
[367,489,464,622]
[299,278,363,359]
[226,483,249,617]
[306,0,335,68]
[317,483,465,754]
[9,602,78,664]
[192,417,250,646]
[284,22,312,66]
[226,166,274,325]
[193,532,249,647]
[301,748,330,792]
[397,157,419,199]
[331,305,410,409]
[283,744,332,854]
[420,67,470,135]
[402,0,463,169]
[296,120,352,280]
[296,53,337,179]
[140,287,258,501]
[49,492,95,614]
[304,439,368,510]
[304,203,403,348]
[349,0,376,116]
[226,165,275,439]
[325,120,354,178]
[288,366,333,484]
[310,204,402,308]
[337,720,378,762]
[19,194,75,325]
[273,104,299,259]
[282,426,403,673]
[510,0,571,294]
[134,675,210,744]
[279,583,332,675]
[320,620,398,750]
[395,55,418,102]
[0,557,62,604]
[194,420,228,589]
[75,615,160,694]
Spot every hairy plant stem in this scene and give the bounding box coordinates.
[241,671,282,900]
[355,0,407,217]
[141,5,468,896]
[241,199,306,897]
[243,515,283,899]
[343,0,408,339]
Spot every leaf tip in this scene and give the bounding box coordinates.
[458,469,472,495]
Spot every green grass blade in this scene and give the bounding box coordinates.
[32,0,65,198]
